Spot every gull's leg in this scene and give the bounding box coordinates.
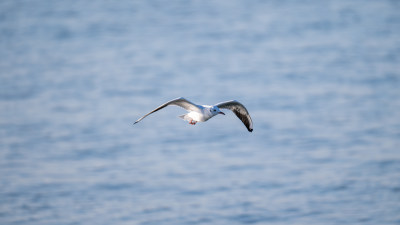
[189,120,197,125]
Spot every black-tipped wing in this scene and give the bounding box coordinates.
[216,100,253,132]
[134,97,201,124]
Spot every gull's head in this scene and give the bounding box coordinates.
[210,106,225,116]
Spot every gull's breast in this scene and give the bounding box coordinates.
[188,111,210,122]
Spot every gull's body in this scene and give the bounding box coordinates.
[134,97,253,132]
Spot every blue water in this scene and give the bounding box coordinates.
[1,0,400,224]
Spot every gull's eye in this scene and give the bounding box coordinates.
[213,109,216,111]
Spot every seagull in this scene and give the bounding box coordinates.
[133,97,253,132]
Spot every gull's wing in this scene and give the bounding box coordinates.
[134,97,202,124]
[215,100,253,132]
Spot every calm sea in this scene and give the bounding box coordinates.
[1,0,400,224]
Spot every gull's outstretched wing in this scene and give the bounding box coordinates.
[134,97,202,124]
[215,100,253,132]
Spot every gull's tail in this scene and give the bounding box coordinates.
[179,114,192,122]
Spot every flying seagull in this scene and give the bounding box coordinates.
[133,97,253,132]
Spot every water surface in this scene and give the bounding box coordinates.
[1,1,400,224]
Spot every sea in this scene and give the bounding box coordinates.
[1,0,400,224]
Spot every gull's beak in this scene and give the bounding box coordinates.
[219,112,225,115]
